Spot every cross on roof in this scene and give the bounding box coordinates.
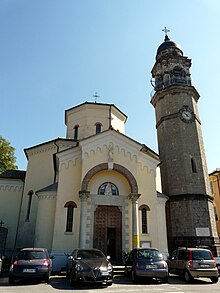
[162,26,170,36]
[93,92,100,103]
[0,220,4,227]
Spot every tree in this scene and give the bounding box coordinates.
[0,136,18,174]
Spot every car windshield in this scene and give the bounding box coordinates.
[77,250,104,259]
[17,251,47,260]
[137,250,163,260]
[192,250,212,260]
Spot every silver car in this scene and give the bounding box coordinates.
[167,247,219,283]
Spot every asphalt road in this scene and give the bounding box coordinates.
[1,274,220,293]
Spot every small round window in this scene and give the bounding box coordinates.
[98,182,119,196]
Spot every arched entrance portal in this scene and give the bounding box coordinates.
[93,205,122,262]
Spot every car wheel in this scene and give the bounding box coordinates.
[107,281,112,286]
[45,275,50,283]
[162,276,168,283]
[8,275,15,284]
[184,270,193,283]
[66,270,70,279]
[131,270,137,283]
[210,276,218,283]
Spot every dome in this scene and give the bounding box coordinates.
[156,35,183,57]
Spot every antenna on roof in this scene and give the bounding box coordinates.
[93,92,100,103]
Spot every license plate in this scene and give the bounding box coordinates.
[23,268,36,273]
[200,264,210,268]
[146,265,157,269]
[101,272,109,276]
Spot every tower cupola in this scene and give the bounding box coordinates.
[151,32,192,93]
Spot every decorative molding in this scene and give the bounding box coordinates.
[27,145,57,157]
[36,193,57,199]
[81,163,138,193]
[60,157,80,171]
[0,184,23,192]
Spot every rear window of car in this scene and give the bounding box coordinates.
[192,250,212,260]
[18,251,47,260]
[137,250,163,261]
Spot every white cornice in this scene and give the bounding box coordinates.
[57,148,81,171]
[0,182,24,192]
[36,192,57,199]
[26,144,57,157]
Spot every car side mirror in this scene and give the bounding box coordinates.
[50,255,54,259]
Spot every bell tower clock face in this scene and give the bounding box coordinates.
[180,107,195,123]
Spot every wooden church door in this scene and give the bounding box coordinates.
[93,205,122,262]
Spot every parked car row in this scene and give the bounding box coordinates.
[5,246,219,285]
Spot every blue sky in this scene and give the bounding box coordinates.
[1,0,219,173]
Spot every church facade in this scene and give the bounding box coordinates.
[1,32,219,271]
[0,102,168,271]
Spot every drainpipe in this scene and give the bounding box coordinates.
[53,140,59,183]
[109,105,112,129]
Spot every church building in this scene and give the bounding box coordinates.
[0,101,168,271]
[0,32,219,271]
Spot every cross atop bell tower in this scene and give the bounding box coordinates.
[162,26,170,41]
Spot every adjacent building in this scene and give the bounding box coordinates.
[209,169,220,239]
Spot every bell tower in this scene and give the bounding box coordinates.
[151,29,220,254]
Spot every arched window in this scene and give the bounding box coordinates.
[64,201,77,232]
[26,190,33,221]
[98,182,119,195]
[74,125,79,140]
[139,205,150,234]
[95,123,102,134]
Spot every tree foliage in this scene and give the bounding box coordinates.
[0,136,18,174]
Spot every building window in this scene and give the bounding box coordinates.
[64,201,77,232]
[74,125,79,140]
[95,123,102,134]
[26,190,33,221]
[139,205,150,234]
[210,181,214,195]
[98,182,119,195]
[191,158,197,173]
[214,206,218,221]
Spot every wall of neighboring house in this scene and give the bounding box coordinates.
[209,170,220,238]
[0,177,24,256]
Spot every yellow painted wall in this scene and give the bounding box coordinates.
[0,180,24,252]
[66,104,125,140]
[17,142,57,248]
[52,157,82,251]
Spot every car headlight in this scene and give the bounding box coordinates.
[108,263,113,271]
[75,263,83,271]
